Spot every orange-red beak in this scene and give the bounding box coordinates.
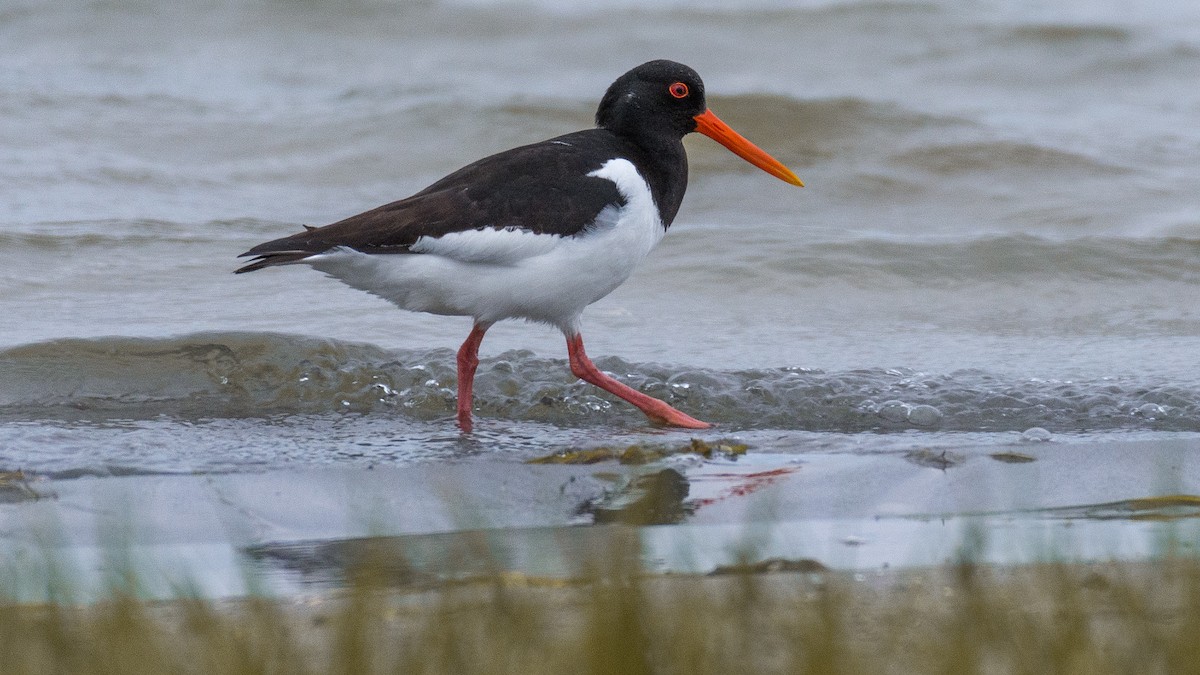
[693,109,804,187]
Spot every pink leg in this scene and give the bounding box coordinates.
[456,323,490,432]
[566,333,711,429]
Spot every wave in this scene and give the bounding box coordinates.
[2,333,1198,433]
[795,234,1200,285]
[435,0,934,14]
[1006,24,1133,44]
[691,95,960,168]
[2,222,1197,294]
[659,232,1200,288]
[891,141,1128,177]
[0,218,293,249]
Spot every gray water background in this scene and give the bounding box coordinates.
[2,0,1199,474]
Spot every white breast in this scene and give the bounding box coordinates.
[307,158,666,333]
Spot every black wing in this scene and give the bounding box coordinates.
[235,130,629,273]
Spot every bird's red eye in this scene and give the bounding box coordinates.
[668,82,689,99]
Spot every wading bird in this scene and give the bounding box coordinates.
[237,60,802,431]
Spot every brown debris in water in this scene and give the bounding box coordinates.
[903,448,965,470]
[528,438,749,466]
[710,557,830,576]
[588,469,692,526]
[0,470,49,503]
[989,451,1038,464]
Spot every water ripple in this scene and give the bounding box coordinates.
[2,333,1197,433]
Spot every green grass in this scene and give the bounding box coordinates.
[4,526,1200,674]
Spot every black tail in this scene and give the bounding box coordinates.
[234,251,316,274]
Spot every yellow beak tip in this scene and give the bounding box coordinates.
[778,171,804,187]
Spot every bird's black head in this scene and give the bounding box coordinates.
[595,60,707,142]
[596,60,805,188]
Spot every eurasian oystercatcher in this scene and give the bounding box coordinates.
[237,60,802,431]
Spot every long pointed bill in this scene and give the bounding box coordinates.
[693,109,804,187]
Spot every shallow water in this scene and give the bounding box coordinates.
[2,0,1199,587]
[2,331,1199,475]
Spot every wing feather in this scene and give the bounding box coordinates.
[236,130,629,273]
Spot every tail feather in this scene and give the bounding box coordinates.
[234,251,317,274]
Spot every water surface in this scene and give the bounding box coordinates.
[2,0,1199,585]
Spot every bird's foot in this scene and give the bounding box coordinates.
[643,403,712,429]
[456,409,474,433]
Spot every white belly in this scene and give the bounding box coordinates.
[307,158,666,333]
